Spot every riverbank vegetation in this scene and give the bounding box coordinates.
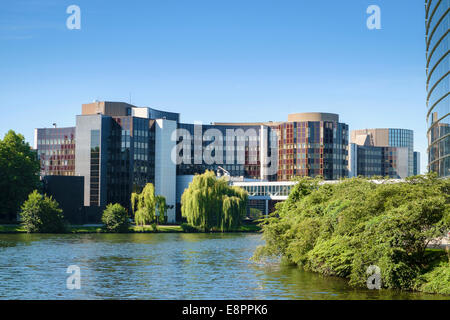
[252,174,450,295]
[101,203,130,233]
[0,223,260,234]
[131,183,167,226]
[181,171,248,232]
[0,130,40,222]
[20,190,67,233]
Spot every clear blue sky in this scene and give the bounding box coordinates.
[0,0,427,172]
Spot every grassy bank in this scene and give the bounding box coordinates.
[0,223,261,234]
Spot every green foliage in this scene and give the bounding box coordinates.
[20,190,66,233]
[253,174,450,294]
[155,195,167,225]
[414,260,450,295]
[131,183,166,226]
[249,208,263,219]
[0,130,40,221]
[101,203,130,233]
[181,170,248,232]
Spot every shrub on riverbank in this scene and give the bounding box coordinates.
[101,203,130,233]
[414,262,450,295]
[181,171,248,232]
[253,174,450,295]
[20,190,66,233]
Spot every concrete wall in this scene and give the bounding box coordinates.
[132,107,150,119]
[351,129,389,147]
[82,101,132,117]
[396,147,409,179]
[287,112,339,122]
[259,125,268,180]
[155,119,177,223]
[348,143,358,177]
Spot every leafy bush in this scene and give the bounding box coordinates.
[20,190,66,233]
[414,262,450,295]
[101,203,130,233]
[253,174,450,294]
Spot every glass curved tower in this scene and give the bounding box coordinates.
[426,0,450,177]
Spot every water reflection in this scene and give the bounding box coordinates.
[0,233,447,300]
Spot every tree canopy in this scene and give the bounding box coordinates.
[20,190,66,233]
[253,174,450,294]
[0,130,40,221]
[181,170,248,232]
[131,183,167,225]
[101,203,129,233]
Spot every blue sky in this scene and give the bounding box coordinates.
[0,0,427,172]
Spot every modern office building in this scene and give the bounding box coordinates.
[349,128,418,179]
[426,0,450,177]
[74,101,178,222]
[35,103,350,222]
[176,122,277,180]
[34,127,76,176]
[276,113,349,180]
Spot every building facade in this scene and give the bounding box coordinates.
[276,113,349,181]
[349,144,409,179]
[74,102,178,222]
[413,151,421,175]
[350,128,416,179]
[426,0,450,177]
[176,122,277,180]
[34,127,76,176]
[35,103,351,223]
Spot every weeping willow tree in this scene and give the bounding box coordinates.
[181,170,248,232]
[131,183,164,226]
[155,195,167,225]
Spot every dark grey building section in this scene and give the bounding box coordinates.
[413,151,421,175]
[42,175,84,224]
[75,112,159,215]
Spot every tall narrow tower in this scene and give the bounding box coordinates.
[425,0,450,177]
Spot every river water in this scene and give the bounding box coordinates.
[0,233,447,300]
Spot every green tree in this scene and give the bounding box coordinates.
[101,203,129,233]
[131,183,158,226]
[20,190,66,233]
[253,174,450,294]
[0,130,40,221]
[181,170,248,232]
[155,195,167,225]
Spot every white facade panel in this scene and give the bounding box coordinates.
[155,119,177,223]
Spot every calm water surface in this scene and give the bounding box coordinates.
[0,233,447,300]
